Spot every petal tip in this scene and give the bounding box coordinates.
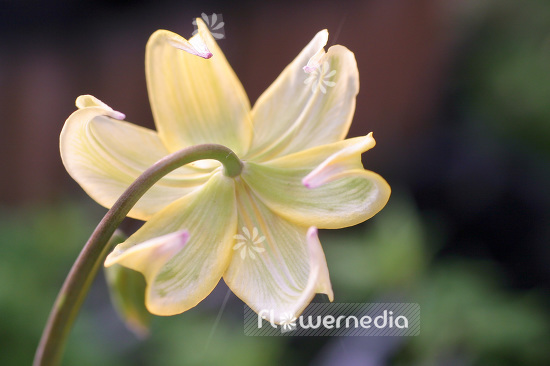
[74,94,126,120]
[306,225,334,302]
[315,29,329,45]
[168,35,213,59]
[366,131,376,144]
[164,229,190,255]
[302,173,321,189]
[195,16,207,29]
[104,229,189,270]
[111,111,126,120]
[307,226,318,239]
[302,64,318,73]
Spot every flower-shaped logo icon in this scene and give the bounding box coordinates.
[233,227,266,260]
[280,312,297,332]
[304,61,337,94]
[192,13,225,40]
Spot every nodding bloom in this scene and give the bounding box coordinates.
[60,19,390,323]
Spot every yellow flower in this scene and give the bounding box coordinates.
[60,19,390,322]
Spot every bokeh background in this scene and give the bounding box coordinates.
[1,0,549,365]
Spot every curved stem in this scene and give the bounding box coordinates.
[33,144,242,366]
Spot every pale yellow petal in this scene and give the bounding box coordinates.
[106,172,237,316]
[223,182,332,323]
[302,132,376,188]
[305,227,334,302]
[167,31,212,59]
[146,19,252,155]
[242,135,390,229]
[105,230,190,277]
[247,30,359,161]
[60,95,213,220]
[75,95,126,119]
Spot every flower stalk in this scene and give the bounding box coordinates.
[33,144,242,366]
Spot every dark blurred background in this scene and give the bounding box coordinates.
[1,0,549,365]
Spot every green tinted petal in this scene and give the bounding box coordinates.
[60,95,213,220]
[105,172,237,316]
[242,134,390,229]
[146,20,252,155]
[223,182,332,323]
[247,30,359,161]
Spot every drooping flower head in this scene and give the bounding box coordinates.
[60,19,390,323]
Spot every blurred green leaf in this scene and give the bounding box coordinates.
[463,0,550,155]
[403,261,550,365]
[323,194,430,299]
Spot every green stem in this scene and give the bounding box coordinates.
[33,144,242,366]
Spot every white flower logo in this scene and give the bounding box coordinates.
[192,13,225,40]
[280,312,297,332]
[304,61,337,94]
[233,226,266,260]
